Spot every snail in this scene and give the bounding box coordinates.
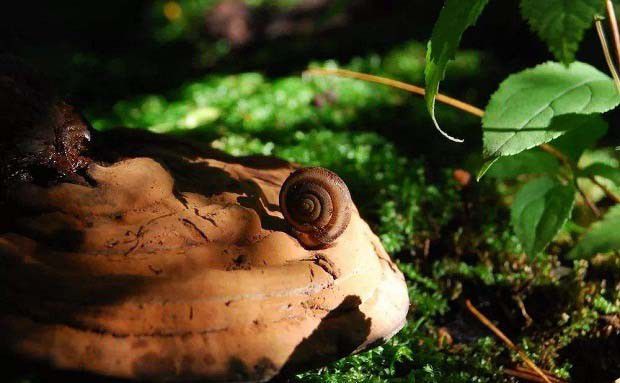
[279,167,352,248]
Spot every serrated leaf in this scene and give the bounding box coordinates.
[581,163,620,185]
[550,114,608,162]
[425,0,489,142]
[511,176,576,256]
[480,114,606,178]
[485,150,560,180]
[483,62,620,158]
[569,205,620,259]
[520,0,603,64]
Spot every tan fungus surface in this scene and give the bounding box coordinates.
[0,133,409,382]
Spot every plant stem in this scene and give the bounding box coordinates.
[539,144,602,217]
[589,175,620,203]
[539,142,618,215]
[514,294,534,327]
[606,0,620,68]
[538,142,600,216]
[595,16,620,92]
[465,300,552,383]
[504,369,547,383]
[303,68,485,117]
[504,368,566,383]
[539,144,571,168]
[538,142,619,213]
[537,143,601,216]
[576,180,602,217]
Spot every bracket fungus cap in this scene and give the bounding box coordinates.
[0,128,409,382]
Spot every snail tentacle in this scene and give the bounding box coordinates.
[279,167,352,248]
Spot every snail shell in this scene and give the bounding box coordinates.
[279,167,352,248]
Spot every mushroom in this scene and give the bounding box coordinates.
[0,65,409,382]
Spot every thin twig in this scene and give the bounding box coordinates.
[539,143,602,217]
[303,68,485,117]
[514,295,534,327]
[606,0,620,68]
[465,300,552,383]
[515,365,556,376]
[539,143,576,179]
[514,366,567,383]
[595,16,620,92]
[577,180,603,217]
[504,368,566,383]
[589,175,620,203]
[539,144,571,167]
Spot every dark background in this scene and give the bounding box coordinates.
[0,0,609,102]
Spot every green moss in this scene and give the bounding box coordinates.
[90,42,482,142]
[77,40,620,382]
[295,263,504,383]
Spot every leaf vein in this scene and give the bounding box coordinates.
[488,78,596,157]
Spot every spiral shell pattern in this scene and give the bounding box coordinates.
[279,167,352,248]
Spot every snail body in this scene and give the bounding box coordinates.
[279,167,352,248]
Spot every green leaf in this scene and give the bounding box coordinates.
[425,0,490,142]
[569,205,620,259]
[511,176,576,256]
[579,147,620,168]
[480,114,606,178]
[550,114,608,162]
[477,157,499,181]
[483,62,620,158]
[580,163,620,185]
[520,0,603,64]
[485,150,560,180]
